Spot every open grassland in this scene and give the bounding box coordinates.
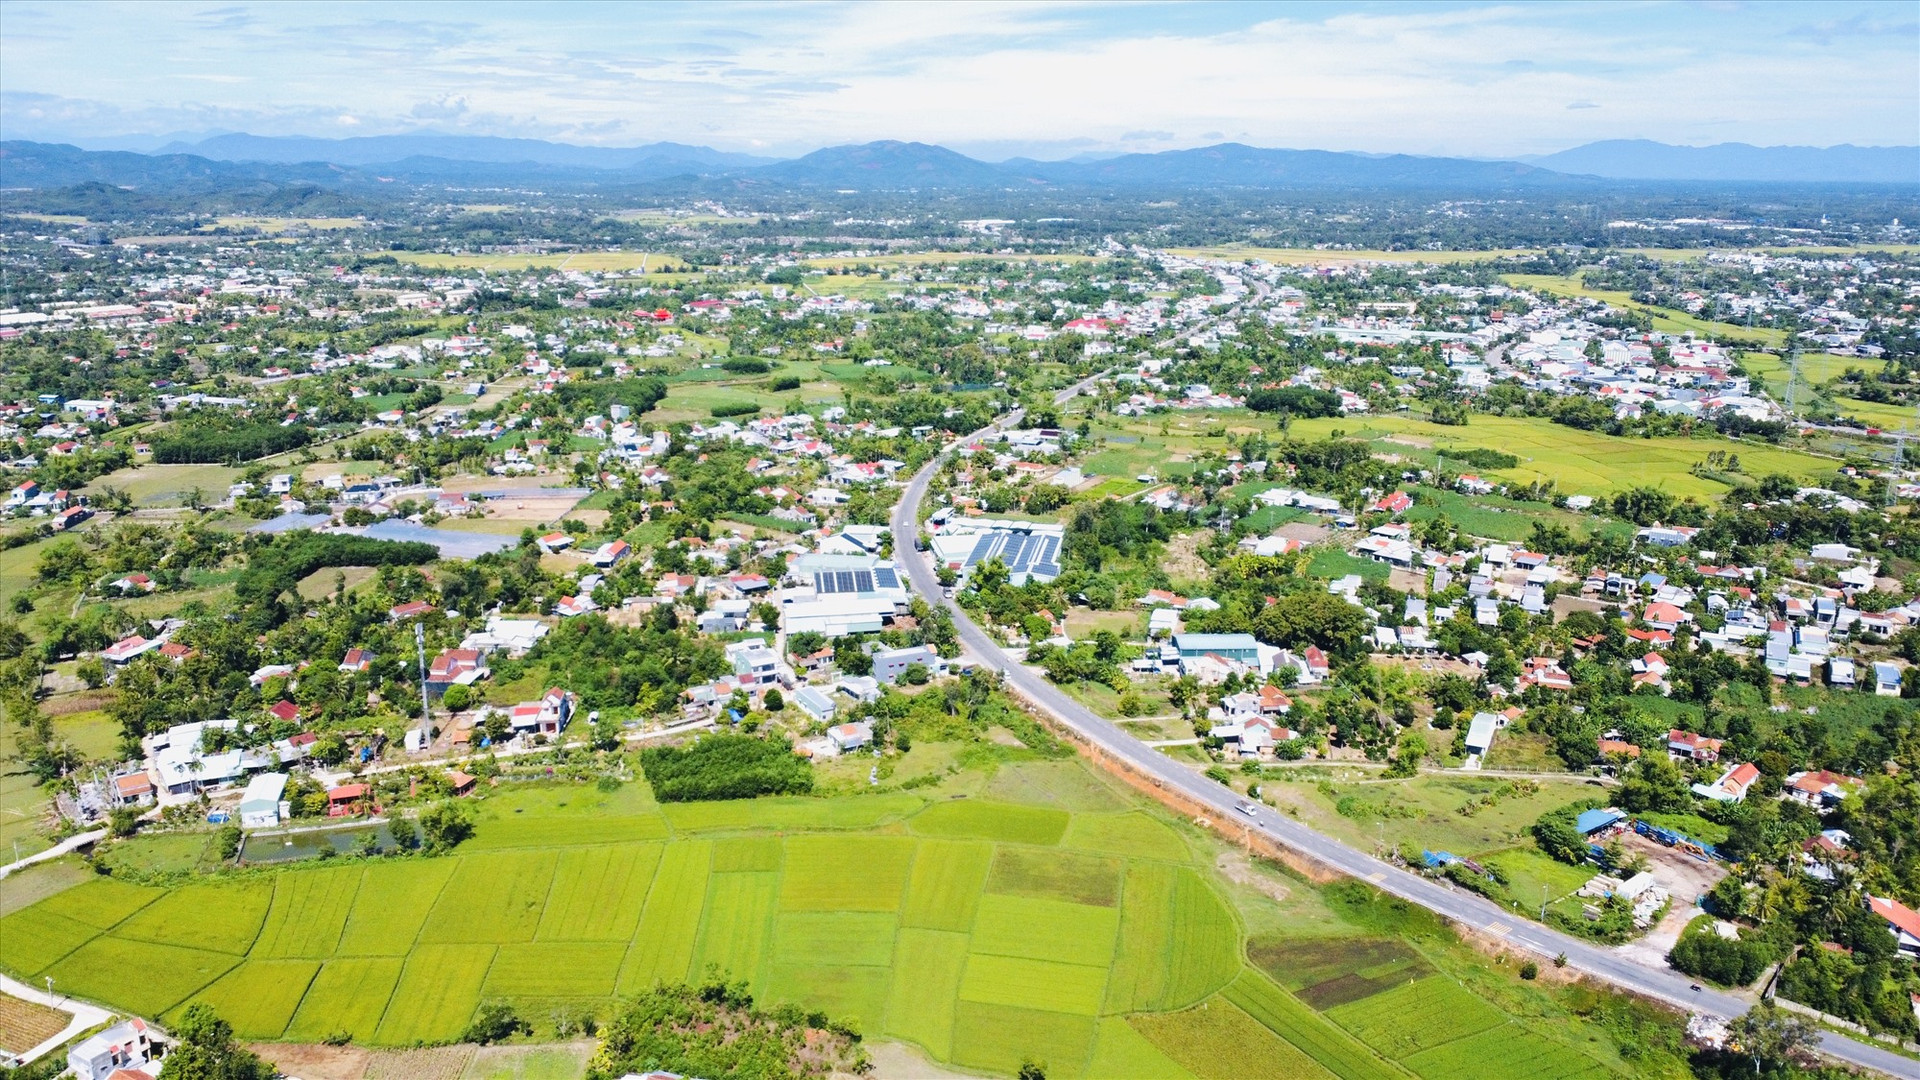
[2,762,1651,1077]
[1260,772,1599,860]
[376,250,688,273]
[1283,413,1833,498]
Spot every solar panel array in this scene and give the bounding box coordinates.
[814,569,878,594]
[872,566,900,590]
[958,529,1061,582]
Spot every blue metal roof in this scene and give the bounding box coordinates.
[1576,808,1625,835]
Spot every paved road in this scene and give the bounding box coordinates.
[0,829,105,880]
[890,386,1920,1080]
[0,969,112,1068]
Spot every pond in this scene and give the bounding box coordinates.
[239,821,399,864]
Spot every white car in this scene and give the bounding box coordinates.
[1234,801,1258,818]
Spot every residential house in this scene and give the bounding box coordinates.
[1667,730,1724,763]
[872,644,942,684]
[793,685,837,723]
[68,1019,158,1080]
[508,688,574,736]
[1694,762,1762,803]
[1784,770,1860,809]
[827,720,874,753]
[1874,661,1903,697]
[1867,896,1920,958]
[239,772,289,829]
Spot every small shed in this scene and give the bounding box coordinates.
[1464,712,1501,755]
[447,771,477,796]
[238,772,289,829]
[1575,807,1626,837]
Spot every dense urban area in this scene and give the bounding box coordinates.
[0,172,1916,1080]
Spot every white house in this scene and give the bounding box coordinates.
[238,772,289,829]
[69,1018,157,1080]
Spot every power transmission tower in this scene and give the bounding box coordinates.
[415,623,431,737]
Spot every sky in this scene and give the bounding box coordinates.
[1,1,1916,160]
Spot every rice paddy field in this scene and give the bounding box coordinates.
[375,251,688,273]
[1282,413,1834,498]
[0,759,1649,1078]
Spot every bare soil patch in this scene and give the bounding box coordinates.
[1388,567,1427,594]
[1161,529,1212,583]
[1273,521,1333,545]
[0,992,70,1055]
[364,1045,474,1080]
[250,1043,372,1080]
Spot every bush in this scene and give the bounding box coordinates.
[1519,961,1539,980]
[640,734,814,802]
[709,402,760,418]
[769,375,802,392]
[723,357,773,374]
[463,1001,530,1044]
[440,684,473,712]
[1669,924,1775,987]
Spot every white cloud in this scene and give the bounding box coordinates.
[0,1,1911,156]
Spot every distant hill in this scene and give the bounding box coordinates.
[1524,140,1919,183]
[156,132,775,173]
[743,141,1020,189]
[0,141,355,190]
[1011,143,1575,188]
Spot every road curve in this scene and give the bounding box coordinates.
[889,383,1920,1080]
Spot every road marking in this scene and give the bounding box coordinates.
[1485,922,1512,936]
[1366,872,1385,884]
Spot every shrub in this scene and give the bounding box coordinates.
[1519,961,1539,980]
[769,375,802,392]
[1669,924,1774,987]
[723,357,773,374]
[464,1001,530,1044]
[640,734,814,802]
[709,402,760,418]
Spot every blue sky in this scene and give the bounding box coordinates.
[1,1,1915,159]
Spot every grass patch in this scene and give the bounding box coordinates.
[373,943,495,1044]
[45,936,238,1018]
[972,894,1120,967]
[988,847,1121,907]
[901,839,992,932]
[1132,996,1338,1080]
[418,851,556,945]
[484,942,622,999]
[911,799,1069,844]
[115,880,270,954]
[885,928,970,1058]
[618,839,709,992]
[1062,812,1190,861]
[778,835,915,911]
[337,859,456,956]
[1400,1023,1614,1080]
[690,871,779,988]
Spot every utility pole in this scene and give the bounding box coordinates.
[414,623,431,738]
[1784,337,1802,417]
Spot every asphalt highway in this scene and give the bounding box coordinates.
[889,377,1920,1079]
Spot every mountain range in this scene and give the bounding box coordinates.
[2,135,1913,196]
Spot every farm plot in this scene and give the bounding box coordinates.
[779,835,915,911]
[910,799,1069,845]
[960,953,1107,1015]
[418,851,556,945]
[690,871,779,988]
[0,903,102,975]
[618,839,710,992]
[1131,997,1337,1080]
[535,844,661,941]
[282,957,402,1043]
[1248,936,1434,1009]
[45,937,238,1019]
[949,1001,1096,1079]
[662,793,922,832]
[185,959,319,1039]
[773,911,897,967]
[1061,812,1189,861]
[373,944,496,1045]
[484,942,622,999]
[1221,970,1405,1080]
[988,847,1121,906]
[0,992,68,1056]
[1325,975,1508,1060]
[762,962,892,1032]
[711,835,785,872]
[900,839,992,932]
[1086,1017,1195,1079]
[253,865,362,957]
[972,894,1119,967]
[337,858,455,955]
[115,881,271,954]
[463,812,667,851]
[1401,1024,1615,1080]
[885,929,970,1059]
[44,877,159,929]
[1107,863,1241,1013]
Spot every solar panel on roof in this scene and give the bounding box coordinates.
[965,534,995,568]
[873,567,899,589]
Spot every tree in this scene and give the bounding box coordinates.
[464,1001,530,1044]
[159,1003,274,1080]
[418,800,473,853]
[1018,1060,1048,1080]
[1728,1002,1819,1073]
[108,806,140,838]
[441,684,473,712]
[763,688,785,712]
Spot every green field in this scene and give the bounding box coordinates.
[377,250,688,273]
[1283,413,1833,498]
[1502,273,1787,348]
[2,760,1663,1077]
